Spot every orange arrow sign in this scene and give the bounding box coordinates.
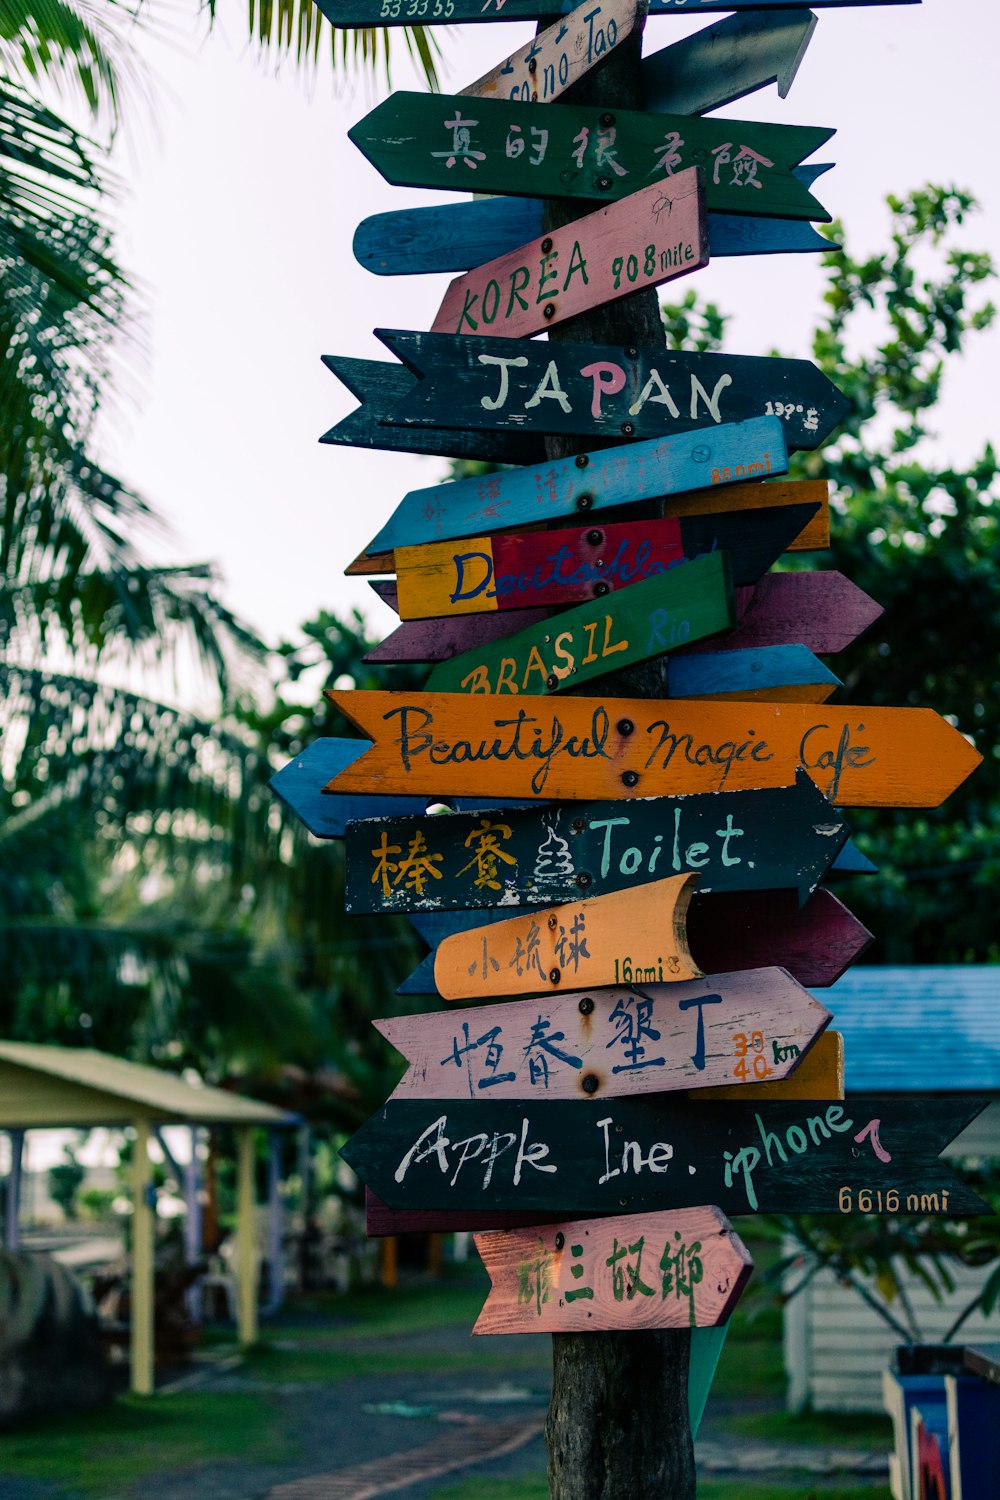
[434,876,699,1001]
[473,1206,752,1335]
[325,690,982,807]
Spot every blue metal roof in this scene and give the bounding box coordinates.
[828,967,1000,1092]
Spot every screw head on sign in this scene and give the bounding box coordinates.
[575,455,590,469]
[576,871,592,890]
[621,422,635,436]
[576,493,594,511]
[572,819,586,834]
[543,304,556,320]
[621,770,640,788]
[596,175,613,191]
[578,996,594,1015]
[587,529,603,546]
[555,1232,565,1251]
[528,57,537,72]
[626,346,638,359]
[594,581,609,598]
[599,112,615,128]
[545,673,559,691]
[548,913,558,929]
[541,237,553,253]
[549,967,562,985]
[616,718,635,736]
[582,1074,600,1095]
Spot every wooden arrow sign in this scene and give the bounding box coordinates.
[321,0,911,26]
[349,95,832,221]
[462,0,637,106]
[319,356,544,465]
[364,416,788,556]
[325,690,983,808]
[666,645,842,704]
[432,172,710,340]
[643,8,816,117]
[373,330,848,453]
[433,875,701,1001]
[377,968,831,1100]
[684,571,883,656]
[425,554,735,696]
[344,771,848,916]
[385,505,818,619]
[473,1206,752,1335]
[400,885,872,994]
[353,168,835,278]
[340,1096,989,1219]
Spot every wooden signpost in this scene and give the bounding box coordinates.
[424,554,735,695]
[349,94,833,222]
[370,329,848,451]
[325,689,983,808]
[666,644,842,703]
[364,416,788,556]
[344,769,849,915]
[641,8,816,116]
[472,1207,753,1335]
[353,171,835,278]
[400,885,873,994]
[318,0,912,26]
[433,875,701,1000]
[462,0,637,105]
[432,171,710,340]
[341,1095,989,1218]
[376,967,832,1100]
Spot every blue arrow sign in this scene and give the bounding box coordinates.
[666,644,842,701]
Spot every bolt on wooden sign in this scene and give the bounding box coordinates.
[433,171,710,340]
[343,771,849,916]
[473,1207,752,1335]
[325,689,983,807]
[376,967,831,1100]
[369,330,849,451]
[349,94,833,222]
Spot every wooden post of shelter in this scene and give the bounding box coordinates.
[235,1124,259,1346]
[130,1116,155,1396]
[266,1129,285,1313]
[537,9,695,1494]
[4,1128,23,1252]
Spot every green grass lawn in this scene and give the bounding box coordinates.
[428,1482,893,1500]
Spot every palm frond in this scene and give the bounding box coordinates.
[0,0,145,132]
[232,0,442,89]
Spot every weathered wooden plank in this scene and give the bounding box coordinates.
[350,94,833,221]
[642,8,816,116]
[434,875,701,1001]
[679,571,884,656]
[364,415,788,555]
[353,172,835,277]
[688,1028,844,1103]
[425,554,735,695]
[353,479,829,584]
[401,886,872,994]
[326,689,983,809]
[473,1206,753,1334]
[318,356,545,464]
[432,171,710,340]
[344,771,848,915]
[325,0,912,26]
[461,0,637,105]
[666,644,842,703]
[378,967,830,1100]
[375,329,847,452]
[341,1096,990,1219]
[390,504,819,620]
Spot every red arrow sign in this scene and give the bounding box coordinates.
[433,169,709,339]
[473,1206,752,1334]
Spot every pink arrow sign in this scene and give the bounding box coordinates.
[432,168,708,340]
[473,1206,752,1334]
[376,967,831,1102]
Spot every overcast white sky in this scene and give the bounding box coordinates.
[102,1,999,660]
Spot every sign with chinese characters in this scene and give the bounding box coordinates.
[353,171,834,279]
[349,94,832,222]
[340,1095,990,1219]
[364,415,788,557]
[376,968,831,1100]
[432,172,709,340]
[461,0,637,105]
[325,689,984,808]
[473,1207,752,1335]
[433,875,701,1001]
[425,554,734,696]
[402,887,873,994]
[344,771,848,916]
[316,0,911,28]
[372,330,848,452]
